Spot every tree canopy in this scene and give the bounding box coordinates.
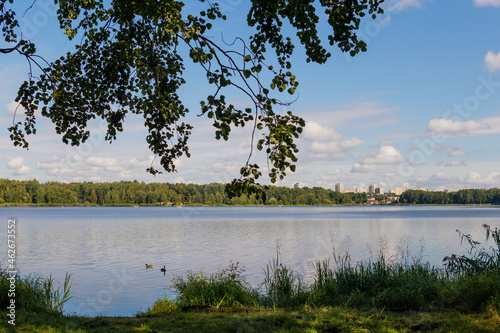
[1,0,384,197]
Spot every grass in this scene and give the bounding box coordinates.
[2,224,500,332]
[0,269,73,315]
[142,223,500,314]
[3,305,500,332]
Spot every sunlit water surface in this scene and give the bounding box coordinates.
[1,206,499,316]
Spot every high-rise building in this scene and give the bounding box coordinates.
[335,183,344,193]
[395,187,405,195]
[355,187,366,193]
[375,187,384,195]
[368,184,376,195]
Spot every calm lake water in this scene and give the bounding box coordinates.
[1,206,499,316]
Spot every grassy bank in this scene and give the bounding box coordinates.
[1,225,500,332]
[2,306,500,332]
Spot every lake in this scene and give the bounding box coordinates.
[1,206,499,316]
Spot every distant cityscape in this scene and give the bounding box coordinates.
[294,183,455,194]
[293,182,429,195]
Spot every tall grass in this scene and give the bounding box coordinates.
[171,261,260,309]
[0,269,73,314]
[443,224,500,275]
[140,224,500,316]
[310,254,444,310]
[261,248,308,308]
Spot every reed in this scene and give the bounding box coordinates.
[171,261,260,309]
[0,269,72,314]
[261,247,308,308]
[149,224,500,314]
[443,224,500,276]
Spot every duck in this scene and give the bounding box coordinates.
[145,264,153,269]
[160,266,166,274]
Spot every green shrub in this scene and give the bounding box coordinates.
[171,262,260,309]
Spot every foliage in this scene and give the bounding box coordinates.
[399,188,500,205]
[261,248,307,308]
[443,224,500,276]
[309,252,444,310]
[1,0,384,197]
[150,226,500,313]
[171,261,260,309]
[0,269,72,314]
[0,178,368,206]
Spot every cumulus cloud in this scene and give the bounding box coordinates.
[128,156,155,169]
[7,157,30,175]
[5,101,27,115]
[435,145,467,156]
[360,146,406,165]
[351,162,379,173]
[201,162,239,174]
[466,171,500,186]
[7,157,24,169]
[87,156,117,168]
[445,160,467,167]
[474,0,500,7]
[428,118,489,133]
[340,138,365,149]
[36,156,74,175]
[310,138,365,154]
[485,51,500,72]
[304,120,364,159]
[303,121,342,141]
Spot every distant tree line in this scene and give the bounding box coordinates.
[399,189,500,205]
[0,179,367,206]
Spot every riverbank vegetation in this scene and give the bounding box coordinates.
[2,225,500,331]
[1,178,500,206]
[0,178,367,206]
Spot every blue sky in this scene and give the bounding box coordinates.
[1,0,500,192]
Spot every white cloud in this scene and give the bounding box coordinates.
[15,165,31,175]
[474,0,500,7]
[7,157,24,169]
[485,51,500,72]
[351,162,379,173]
[466,171,500,186]
[388,0,426,11]
[36,156,75,175]
[428,118,489,133]
[7,157,31,175]
[310,138,365,154]
[449,149,467,157]
[128,156,155,169]
[87,156,117,168]
[340,138,365,149]
[5,101,27,115]
[175,177,186,184]
[173,159,184,169]
[360,146,406,165]
[436,145,467,156]
[445,160,466,167]
[303,121,342,141]
[201,162,240,174]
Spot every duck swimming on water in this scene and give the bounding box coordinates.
[145,264,153,269]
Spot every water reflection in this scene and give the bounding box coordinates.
[0,206,498,316]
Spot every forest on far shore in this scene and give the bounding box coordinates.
[0,179,499,206]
